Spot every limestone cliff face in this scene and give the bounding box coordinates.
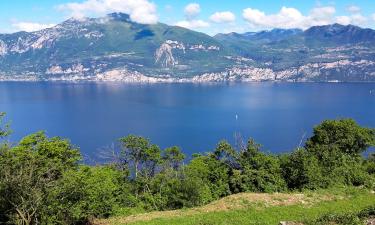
[155,43,177,68]
[0,40,7,56]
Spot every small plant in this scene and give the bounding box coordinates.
[308,206,375,225]
[310,213,362,225]
[357,205,375,219]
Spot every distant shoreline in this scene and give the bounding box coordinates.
[1,79,373,83]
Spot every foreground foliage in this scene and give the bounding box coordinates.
[0,113,374,224]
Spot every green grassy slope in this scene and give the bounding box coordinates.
[98,188,375,225]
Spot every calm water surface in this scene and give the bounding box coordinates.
[0,82,374,158]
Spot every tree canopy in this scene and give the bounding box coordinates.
[0,117,374,224]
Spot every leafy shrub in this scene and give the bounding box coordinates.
[0,131,81,225]
[185,155,231,200]
[280,148,328,190]
[357,205,375,219]
[282,119,375,190]
[364,153,375,175]
[46,166,125,224]
[311,213,362,225]
[305,119,375,157]
[309,206,375,225]
[237,139,287,192]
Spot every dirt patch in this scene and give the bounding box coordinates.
[366,217,375,225]
[199,192,329,212]
[279,222,304,225]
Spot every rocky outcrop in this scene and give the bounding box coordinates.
[155,43,177,68]
[0,40,7,56]
[367,217,375,225]
[279,222,304,225]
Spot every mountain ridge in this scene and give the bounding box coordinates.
[0,13,375,82]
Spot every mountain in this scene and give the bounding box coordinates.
[215,24,375,82]
[215,28,303,44]
[0,14,375,82]
[304,23,375,45]
[0,13,232,80]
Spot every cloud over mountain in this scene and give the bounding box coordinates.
[184,3,201,19]
[210,11,236,23]
[175,20,209,29]
[242,6,336,29]
[346,5,361,14]
[56,0,158,24]
[176,3,210,29]
[12,22,56,32]
[242,6,369,30]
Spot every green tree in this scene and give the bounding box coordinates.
[0,112,10,138]
[236,139,287,192]
[280,149,327,190]
[119,135,151,179]
[163,146,185,170]
[0,131,81,225]
[282,119,375,190]
[364,153,375,175]
[305,119,375,157]
[143,144,162,178]
[305,119,375,187]
[212,140,238,169]
[186,155,230,199]
[47,166,124,224]
[167,175,212,209]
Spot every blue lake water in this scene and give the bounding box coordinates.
[0,82,374,158]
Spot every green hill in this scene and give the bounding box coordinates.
[97,188,375,225]
[0,13,232,79]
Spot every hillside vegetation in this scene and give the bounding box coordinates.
[0,112,374,224]
[98,188,375,225]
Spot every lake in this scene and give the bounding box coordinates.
[0,82,374,159]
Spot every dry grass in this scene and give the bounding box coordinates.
[96,192,334,225]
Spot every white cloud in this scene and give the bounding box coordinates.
[350,14,368,25]
[372,13,375,21]
[346,5,361,14]
[242,7,307,29]
[210,11,236,23]
[175,20,209,29]
[177,2,209,30]
[242,5,371,30]
[332,5,367,26]
[184,3,201,19]
[56,0,158,24]
[335,14,368,26]
[309,6,336,26]
[12,22,56,32]
[335,16,352,25]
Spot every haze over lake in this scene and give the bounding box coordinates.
[1,82,374,158]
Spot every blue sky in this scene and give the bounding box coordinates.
[1,0,375,35]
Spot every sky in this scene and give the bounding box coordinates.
[0,0,375,35]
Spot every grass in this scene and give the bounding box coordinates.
[97,187,375,225]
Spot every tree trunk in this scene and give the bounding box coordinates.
[135,160,139,179]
